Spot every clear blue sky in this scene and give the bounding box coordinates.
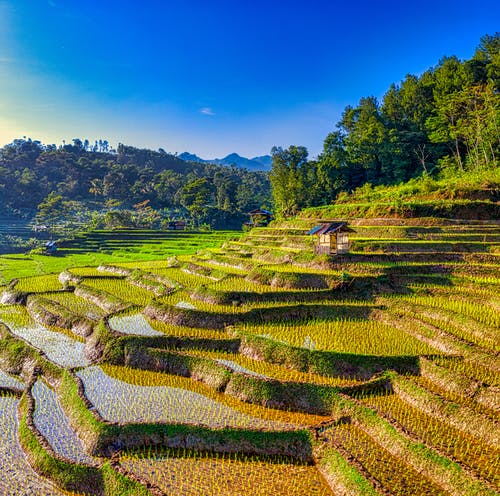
[0,0,498,158]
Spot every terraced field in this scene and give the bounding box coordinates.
[0,219,498,495]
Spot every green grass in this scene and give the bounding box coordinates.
[0,230,239,285]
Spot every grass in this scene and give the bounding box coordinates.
[0,229,239,285]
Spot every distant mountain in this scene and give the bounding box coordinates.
[179,152,272,171]
[251,155,273,168]
[178,152,204,163]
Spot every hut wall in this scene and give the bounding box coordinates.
[336,232,349,254]
[315,234,334,255]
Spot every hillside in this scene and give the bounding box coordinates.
[269,34,499,219]
[0,203,498,494]
[0,139,272,234]
[299,170,500,221]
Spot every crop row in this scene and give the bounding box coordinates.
[400,294,500,330]
[431,356,500,387]
[186,349,361,387]
[327,421,447,495]
[142,317,229,339]
[412,374,499,420]
[82,278,154,307]
[120,448,332,496]
[360,392,500,489]
[240,319,439,355]
[14,274,64,293]
[45,291,107,321]
[99,364,328,426]
[401,306,498,351]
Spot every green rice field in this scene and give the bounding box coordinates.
[0,222,498,495]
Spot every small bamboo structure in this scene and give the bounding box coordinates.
[307,222,352,255]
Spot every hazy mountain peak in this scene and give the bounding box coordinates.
[179,151,272,171]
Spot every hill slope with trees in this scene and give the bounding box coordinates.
[270,33,499,218]
[0,141,271,233]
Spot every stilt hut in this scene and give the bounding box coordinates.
[247,209,273,227]
[307,222,352,255]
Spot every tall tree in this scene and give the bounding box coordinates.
[270,146,309,217]
[339,97,386,184]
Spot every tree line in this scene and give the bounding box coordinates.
[271,33,499,217]
[0,140,271,230]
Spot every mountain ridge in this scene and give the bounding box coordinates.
[179,152,272,170]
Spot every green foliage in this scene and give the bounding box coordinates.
[101,463,151,496]
[269,33,499,216]
[178,178,215,225]
[319,448,379,496]
[270,146,310,218]
[0,140,271,236]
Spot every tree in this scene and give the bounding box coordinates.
[133,199,160,228]
[458,84,499,169]
[102,170,130,200]
[154,170,184,207]
[270,146,309,218]
[178,178,214,225]
[316,131,356,200]
[339,97,386,184]
[472,33,500,90]
[426,57,470,170]
[35,192,70,226]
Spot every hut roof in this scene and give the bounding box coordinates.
[248,209,273,216]
[307,222,351,236]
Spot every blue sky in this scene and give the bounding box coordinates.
[0,0,498,158]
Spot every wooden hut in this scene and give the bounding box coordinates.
[247,209,273,227]
[44,240,58,255]
[307,222,352,255]
[167,220,186,231]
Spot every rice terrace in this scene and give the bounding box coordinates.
[1,3,499,494]
[0,194,499,495]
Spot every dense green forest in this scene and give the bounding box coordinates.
[271,33,500,217]
[0,141,271,231]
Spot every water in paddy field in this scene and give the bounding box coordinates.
[8,322,90,368]
[32,380,98,466]
[0,397,69,495]
[108,313,164,336]
[0,369,25,391]
[77,366,293,429]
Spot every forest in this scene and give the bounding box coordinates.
[0,141,271,231]
[271,33,499,217]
